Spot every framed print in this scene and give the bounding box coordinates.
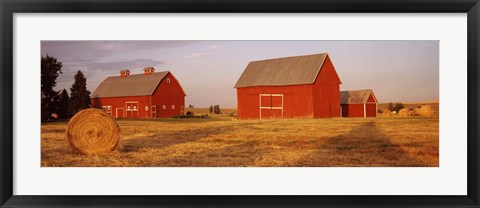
[1,0,479,207]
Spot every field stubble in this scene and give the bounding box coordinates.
[41,115,438,167]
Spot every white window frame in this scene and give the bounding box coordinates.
[259,94,284,119]
[101,106,112,116]
[125,101,139,118]
[166,78,171,83]
[151,105,157,118]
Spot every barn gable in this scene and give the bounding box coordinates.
[314,55,342,84]
[340,89,378,104]
[91,71,169,98]
[234,53,332,88]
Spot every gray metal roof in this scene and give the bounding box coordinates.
[91,71,169,98]
[340,89,377,104]
[234,53,328,88]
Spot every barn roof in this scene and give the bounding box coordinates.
[91,71,169,98]
[234,53,329,88]
[340,89,378,104]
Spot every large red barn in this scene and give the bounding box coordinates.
[234,53,342,119]
[340,89,378,117]
[91,67,186,118]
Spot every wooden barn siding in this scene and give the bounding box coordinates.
[340,103,377,117]
[367,94,376,102]
[236,84,314,119]
[365,94,377,117]
[151,72,186,118]
[312,55,341,118]
[91,95,151,118]
[340,103,364,117]
[365,103,377,117]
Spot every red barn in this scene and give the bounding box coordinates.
[91,67,186,118]
[234,53,342,119]
[340,89,378,117]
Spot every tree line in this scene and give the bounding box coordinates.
[41,55,91,121]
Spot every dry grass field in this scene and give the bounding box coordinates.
[41,113,438,167]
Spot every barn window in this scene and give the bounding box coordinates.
[162,105,166,109]
[166,78,171,83]
[133,105,137,110]
[102,106,112,112]
[171,105,175,109]
[127,106,131,110]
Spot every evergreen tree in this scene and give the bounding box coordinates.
[41,55,63,121]
[209,105,213,114]
[69,71,91,115]
[55,89,70,119]
[214,105,221,114]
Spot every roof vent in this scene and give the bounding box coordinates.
[120,69,130,77]
[143,67,155,75]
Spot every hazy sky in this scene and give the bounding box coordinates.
[41,41,438,108]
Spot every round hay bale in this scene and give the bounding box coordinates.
[419,105,434,117]
[398,108,410,117]
[413,107,422,116]
[66,108,120,155]
[381,108,393,117]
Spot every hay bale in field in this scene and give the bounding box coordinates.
[418,105,434,117]
[413,107,422,116]
[398,108,410,117]
[66,108,120,155]
[381,108,393,117]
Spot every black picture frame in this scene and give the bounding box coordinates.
[1,0,479,207]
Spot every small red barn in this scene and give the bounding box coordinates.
[91,67,186,118]
[340,89,378,117]
[234,53,342,119]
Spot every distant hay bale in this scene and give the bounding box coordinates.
[381,109,393,117]
[66,108,120,155]
[413,108,422,116]
[398,108,410,117]
[418,105,434,117]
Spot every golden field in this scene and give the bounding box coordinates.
[41,113,439,167]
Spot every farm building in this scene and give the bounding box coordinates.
[91,67,186,118]
[234,53,342,119]
[340,89,378,117]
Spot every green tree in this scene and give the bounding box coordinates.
[209,105,213,114]
[388,103,394,112]
[214,105,221,114]
[393,103,405,112]
[41,55,63,121]
[55,89,70,119]
[69,71,91,115]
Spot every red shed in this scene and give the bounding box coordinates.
[91,67,186,118]
[340,89,378,117]
[234,53,342,119]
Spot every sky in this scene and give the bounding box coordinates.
[41,41,439,108]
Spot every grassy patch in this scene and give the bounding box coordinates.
[41,115,439,167]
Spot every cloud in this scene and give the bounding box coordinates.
[41,40,198,60]
[184,52,208,58]
[55,58,165,92]
[209,45,224,51]
[183,45,227,58]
